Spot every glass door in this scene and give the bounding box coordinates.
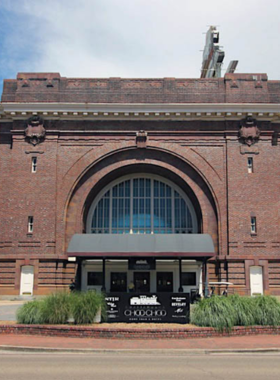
[134,272,150,292]
[157,272,173,292]
[111,272,127,292]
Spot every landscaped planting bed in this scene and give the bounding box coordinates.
[16,291,106,325]
[191,295,280,331]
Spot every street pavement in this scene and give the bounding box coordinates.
[1,352,280,380]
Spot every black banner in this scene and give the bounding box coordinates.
[105,293,189,324]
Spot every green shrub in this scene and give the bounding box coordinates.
[190,296,236,331]
[16,291,106,325]
[16,300,44,324]
[40,292,71,324]
[191,294,280,331]
[252,295,280,326]
[71,291,106,324]
[229,294,255,326]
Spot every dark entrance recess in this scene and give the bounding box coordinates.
[110,272,127,292]
[134,272,150,292]
[157,272,173,292]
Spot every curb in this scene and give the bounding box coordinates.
[1,345,280,355]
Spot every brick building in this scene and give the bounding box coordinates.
[0,72,279,301]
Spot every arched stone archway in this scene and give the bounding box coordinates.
[65,148,220,253]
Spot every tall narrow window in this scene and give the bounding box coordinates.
[28,216,34,233]
[250,216,257,234]
[247,157,253,173]
[31,157,37,173]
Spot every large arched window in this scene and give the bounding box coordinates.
[86,175,197,234]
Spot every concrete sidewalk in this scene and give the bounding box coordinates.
[0,301,25,322]
[1,333,280,354]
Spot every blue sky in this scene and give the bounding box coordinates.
[1,0,280,96]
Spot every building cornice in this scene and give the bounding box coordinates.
[1,102,280,122]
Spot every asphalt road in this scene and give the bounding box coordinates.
[0,352,280,380]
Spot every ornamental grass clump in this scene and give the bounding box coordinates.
[40,292,71,324]
[191,294,280,331]
[252,295,280,326]
[190,296,236,332]
[71,291,106,324]
[229,294,255,326]
[16,300,44,324]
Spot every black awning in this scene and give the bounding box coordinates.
[67,234,215,259]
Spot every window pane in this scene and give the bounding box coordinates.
[160,182,165,197]
[133,179,138,197]
[124,199,130,227]
[125,180,130,197]
[90,177,195,234]
[119,182,124,197]
[166,185,171,197]
[146,199,151,227]
[112,185,118,197]
[154,180,159,197]
[146,179,151,197]
[182,272,196,286]
[112,198,118,228]
[139,178,144,197]
[87,272,103,286]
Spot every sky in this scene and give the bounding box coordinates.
[1,0,280,95]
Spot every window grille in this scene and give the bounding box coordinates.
[88,175,197,234]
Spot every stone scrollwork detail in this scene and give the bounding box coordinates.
[239,116,260,146]
[24,115,46,145]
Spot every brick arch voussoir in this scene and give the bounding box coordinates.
[64,148,220,253]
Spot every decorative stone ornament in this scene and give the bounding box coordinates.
[239,116,260,146]
[24,115,46,145]
[136,130,147,148]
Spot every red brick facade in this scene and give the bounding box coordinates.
[0,72,279,296]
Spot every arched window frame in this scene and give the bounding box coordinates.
[86,174,198,234]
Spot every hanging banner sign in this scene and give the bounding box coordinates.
[105,293,189,324]
[128,258,156,270]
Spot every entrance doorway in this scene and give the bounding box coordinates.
[110,272,127,292]
[134,272,150,292]
[20,266,34,296]
[157,272,173,292]
[250,266,263,296]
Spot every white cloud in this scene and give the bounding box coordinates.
[1,0,280,79]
